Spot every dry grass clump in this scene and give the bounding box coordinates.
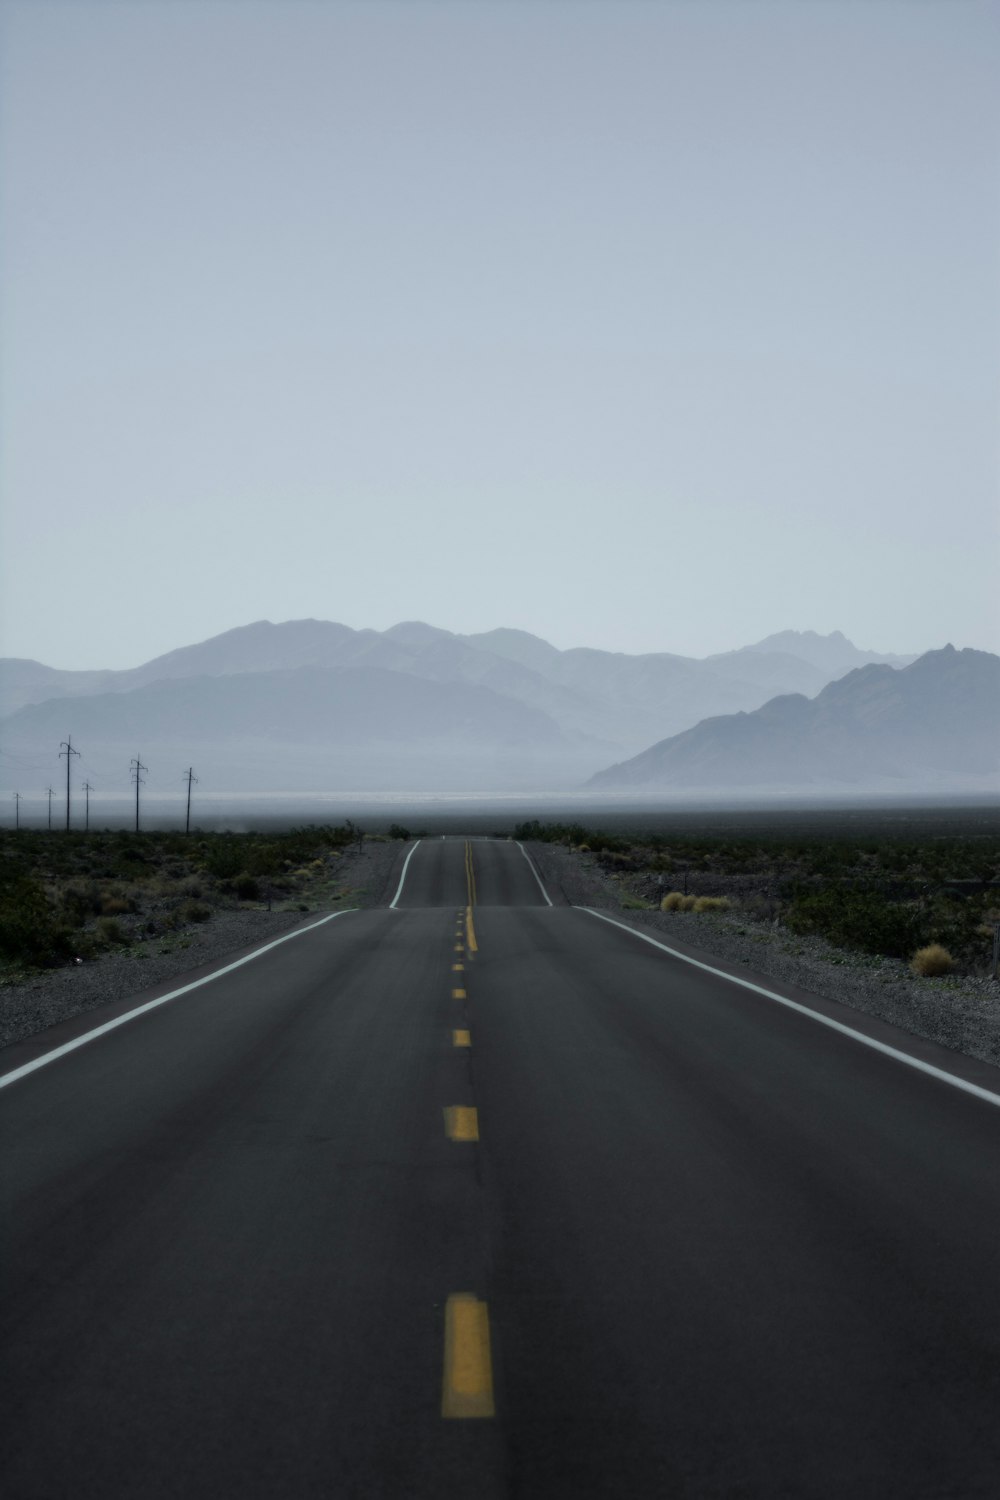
[661,892,731,914]
[909,943,955,977]
[661,892,696,912]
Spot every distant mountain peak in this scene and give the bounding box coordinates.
[383,621,455,645]
[734,629,916,676]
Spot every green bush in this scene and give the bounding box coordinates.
[0,874,76,966]
[786,886,923,959]
[96,916,126,945]
[233,872,260,900]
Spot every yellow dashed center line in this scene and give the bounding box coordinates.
[444,1105,479,1141]
[464,841,477,906]
[452,963,464,972]
[452,987,467,1000]
[452,1028,471,1048]
[442,1294,495,1418]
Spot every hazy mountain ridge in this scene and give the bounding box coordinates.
[0,619,944,793]
[588,647,1000,792]
[0,618,903,740]
[0,666,595,793]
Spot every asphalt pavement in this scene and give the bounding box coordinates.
[3,837,999,1497]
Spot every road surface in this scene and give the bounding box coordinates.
[3,837,999,1497]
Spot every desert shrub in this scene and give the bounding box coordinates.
[0,874,76,965]
[233,873,260,900]
[910,944,955,977]
[200,840,245,880]
[693,896,730,913]
[97,916,126,945]
[101,894,133,916]
[786,886,923,960]
[388,823,411,840]
[59,880,103,922]
[181,901,212,923]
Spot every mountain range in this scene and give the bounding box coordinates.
[589,646,1000,794]
[2,619,987,795]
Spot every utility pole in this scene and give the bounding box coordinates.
[184,767,198,834]
[130,755,147,833]
[46,787,54,829]
[13,792,21,829]
[83,782,93,832]
[59,737,80,830]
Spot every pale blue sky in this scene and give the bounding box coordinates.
[1,0,998,670]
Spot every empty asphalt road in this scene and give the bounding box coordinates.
[3,837,999,1497]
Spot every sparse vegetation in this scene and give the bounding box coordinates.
[0,824,361,981]
[519,817,1000,977]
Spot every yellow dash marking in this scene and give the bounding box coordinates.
[465,904,478,954]
[453,1028,471,1048]
[454,944,464,953]
[452,988,466,1000]
[442,1294,495,1419]
[452,963,464,972]
[444,1105,479,1141]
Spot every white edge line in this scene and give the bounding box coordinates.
[0,909,359,1092]
[516,841,553,906]
[577,906,1000,1111]
[389,838,422,909]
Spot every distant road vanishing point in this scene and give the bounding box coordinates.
[3,837,1000,1497]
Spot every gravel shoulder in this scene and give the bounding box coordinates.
[529,841,1000,1072]
[0,839,403,1051]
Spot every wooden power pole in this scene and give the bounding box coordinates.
[130,755,147,833]
[59,737,80,830]
[184,767,198,834]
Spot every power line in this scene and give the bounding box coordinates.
[13,791,21,829]
[82,781,93,831]
[45,787,54,829]
[59,737,81,830]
